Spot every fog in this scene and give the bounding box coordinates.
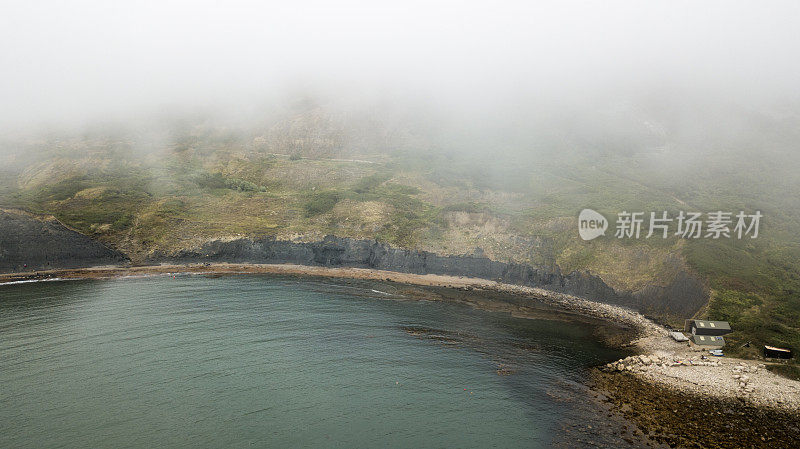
[1,1,798,126]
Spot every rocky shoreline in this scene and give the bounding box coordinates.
[593,332,800,447]
[147,235,708,319]
[0,262,663,340]
[593,371,800,448]
[600,335,800,410]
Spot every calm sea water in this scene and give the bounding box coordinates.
[0,275,636,448]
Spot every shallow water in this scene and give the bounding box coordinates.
[0,275,638,448]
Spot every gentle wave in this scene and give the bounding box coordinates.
[0,277,65,286]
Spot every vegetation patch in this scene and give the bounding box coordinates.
[303,190,342,217]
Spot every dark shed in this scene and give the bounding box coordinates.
[764,345,793,359]
[688,320,732,336]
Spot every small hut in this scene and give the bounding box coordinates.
[691,334,725,348]
[684,320,731,337]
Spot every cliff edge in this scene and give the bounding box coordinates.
[0,209,128,272]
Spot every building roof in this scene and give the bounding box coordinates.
[692,335,725,346]
[691,320,731,331]
[670,331,689,342]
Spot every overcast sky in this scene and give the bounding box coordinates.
[2,1,799,128]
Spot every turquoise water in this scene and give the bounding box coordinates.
[0,275,633,448]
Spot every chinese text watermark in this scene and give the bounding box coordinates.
[579,209,761,241]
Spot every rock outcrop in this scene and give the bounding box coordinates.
[601,354,723,372]
[0,209,128,272]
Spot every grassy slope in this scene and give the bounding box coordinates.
[1,130,798,376]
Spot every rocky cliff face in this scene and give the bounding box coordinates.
[0,209,706,318]
[0,210,128,272]
[151,235,708,318]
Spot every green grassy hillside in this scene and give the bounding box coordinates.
[1,106,799,375]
